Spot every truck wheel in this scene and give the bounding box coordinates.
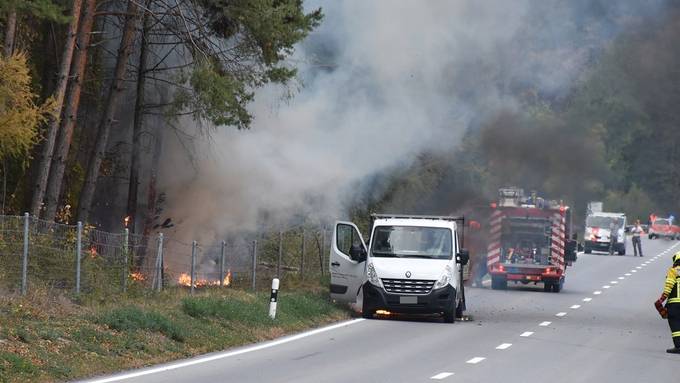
[543,283,553,292]
[584,246,592,254]
[491,277,507,290]
[552,281,563,293]
[361,293,374,319]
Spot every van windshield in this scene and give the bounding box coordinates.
[586,216,622,228]
[371,226,453,259]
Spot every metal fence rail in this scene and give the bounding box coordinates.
[0,214,331,295]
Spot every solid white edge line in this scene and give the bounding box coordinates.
[431,372,454,380]
[80,318,366,383]
[539,321,551,326]
[520,331,534,337]
[496,343,513,350]
[466,357,486,364]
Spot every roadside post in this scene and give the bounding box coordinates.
[269,278,279,319]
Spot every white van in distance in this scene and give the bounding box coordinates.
[330,214,469,323]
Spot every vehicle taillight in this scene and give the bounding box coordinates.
[545,267,553,274]
[498,264,505,272]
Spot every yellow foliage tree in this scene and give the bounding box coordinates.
[0,52,55,162]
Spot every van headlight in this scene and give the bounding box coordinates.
[433,265,453,289]
[367,263,381,286]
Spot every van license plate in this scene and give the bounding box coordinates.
[400,296,417,304]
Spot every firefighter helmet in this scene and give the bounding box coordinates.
[674,251,680,266]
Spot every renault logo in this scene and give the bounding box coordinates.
[405,271,412,278]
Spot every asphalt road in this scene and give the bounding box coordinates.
[80,237,679,383]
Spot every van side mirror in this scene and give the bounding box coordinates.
[349,244,367,262]
[456,249,470,265]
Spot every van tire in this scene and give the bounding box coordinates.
[455,300,464,319]
[361,292,374,319]
[443,305,455,323]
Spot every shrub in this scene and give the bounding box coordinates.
[97,306,186,342]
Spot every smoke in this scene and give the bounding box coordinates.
[158,0,668,243]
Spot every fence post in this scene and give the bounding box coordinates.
[156,233,164,292]
[300,227,305,278]
[122,228,129,292]
[220,240,226,286]
[321,227,327,276]
[252,240,258,291]
[21,212,29,295]
[277,231,283,277]
[75,221,82,294]
[190,240,197,295]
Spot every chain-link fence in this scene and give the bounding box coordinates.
[0,214,332,295]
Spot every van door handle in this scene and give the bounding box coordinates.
[331,262,340,267]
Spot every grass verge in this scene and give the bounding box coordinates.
[0,282,350,382]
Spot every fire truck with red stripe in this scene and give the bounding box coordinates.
[486,188,578,292]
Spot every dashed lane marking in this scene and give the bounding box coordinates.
[636,267,642,269]
[466,357,486,364]
[570,305,581,309]
[593,291,602,295]
[431,372,454,380]
[618,277,625,280]
[625,273,631,276]
[496,343,512,350]
[610,281,618,284]
[632,270,637,273]
[583,297,592,302]
[520,332,534,337]
[539,321,552,326]
[556,312,567,317]
[603,285,611,289]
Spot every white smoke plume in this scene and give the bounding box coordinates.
[159,0,667,242]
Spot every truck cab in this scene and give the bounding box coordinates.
[329,214,469,323]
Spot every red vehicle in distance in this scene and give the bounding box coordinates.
[647,216,680,240]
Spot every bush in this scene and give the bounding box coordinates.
[181,296,272,325]
[97,306,186,342]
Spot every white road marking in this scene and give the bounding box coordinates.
[81,318,366,383]
[496,343,513,350]
[636,267,642,269]
[618,277,625,280]
[603,285,611,289]
[520,331,534,337]
[431,372,454,380]
[625,273,631,276]
[570,305,581,309]
[593,291,602,295]
[610,281,618,284]
[583,297,592,302]
[632,270,637,273]
[466,357,486,364]
[556,312,567,317]
[539,321,552,326]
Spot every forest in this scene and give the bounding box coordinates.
[1,0,680,237]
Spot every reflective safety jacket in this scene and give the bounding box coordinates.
[664,266,680,304]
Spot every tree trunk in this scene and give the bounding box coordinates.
[126,2,151,234]
[30,0,84,217]
[3,9,17,57]
[43,0,97,221]
[77,0,140,223]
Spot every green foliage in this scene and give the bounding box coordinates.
[0,0,69,23]
[182,295,272,325]
[97,306,186,342]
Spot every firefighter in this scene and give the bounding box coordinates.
[655,252,680,353]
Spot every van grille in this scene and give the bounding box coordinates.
[381,278,435,295]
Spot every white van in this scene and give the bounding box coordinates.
[329,214,469,323]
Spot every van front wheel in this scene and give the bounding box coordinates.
[443,304,455,323]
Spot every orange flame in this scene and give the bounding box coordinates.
[89,246,98,259]
[124,216,131,227]
[177,269,231,287]
[130,272,145,282]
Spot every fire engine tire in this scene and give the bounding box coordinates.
[584,247,592,254]
[491,278,507,290]
[648,234,655,239]
[552,282,563,293]
[544,283,553,292]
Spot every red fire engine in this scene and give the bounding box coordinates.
[486,188,578,293]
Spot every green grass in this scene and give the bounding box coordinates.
[0,284,350,383]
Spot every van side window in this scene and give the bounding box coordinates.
[337,224,363,261]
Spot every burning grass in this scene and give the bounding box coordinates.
[0,280,350,382]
